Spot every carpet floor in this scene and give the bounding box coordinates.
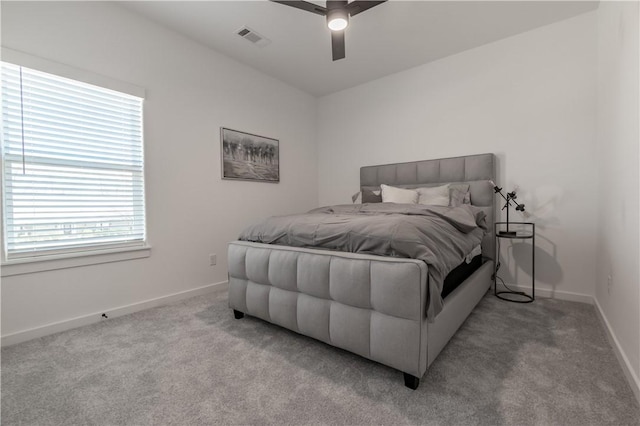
[2,289,639,425]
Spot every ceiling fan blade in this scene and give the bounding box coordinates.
[346,0,387,17]
[270,1,327,16]
[331,30,346,61]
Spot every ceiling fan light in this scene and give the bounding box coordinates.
[328,17,348,31]
[327,9,349,31]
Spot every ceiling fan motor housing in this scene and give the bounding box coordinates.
[326,8,349,30]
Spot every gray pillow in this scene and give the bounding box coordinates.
[362,188,382,203]
[450,183,470,193]
[450,187,471,207]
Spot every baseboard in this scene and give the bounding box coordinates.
[593,297,640,405]
[1,280,229,347]
[498,283,593,304]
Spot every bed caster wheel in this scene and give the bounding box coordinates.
[403,373,420,390]
[233,310,244,319]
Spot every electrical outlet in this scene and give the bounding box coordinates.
[209,253,217,266]
[607,274,613,294]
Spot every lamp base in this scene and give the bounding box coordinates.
[498,231,517,236]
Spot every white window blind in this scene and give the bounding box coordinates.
[1,62,146,259]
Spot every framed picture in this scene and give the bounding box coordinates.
[220,127,279,183]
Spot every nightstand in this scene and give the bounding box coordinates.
[494,221,535,303]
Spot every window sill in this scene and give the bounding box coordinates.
[1,245,152,277]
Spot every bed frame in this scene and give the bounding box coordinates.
[227,153,495,389]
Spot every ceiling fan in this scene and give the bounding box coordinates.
[270,0,387,61]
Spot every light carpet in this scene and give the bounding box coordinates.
[2,289,639,425]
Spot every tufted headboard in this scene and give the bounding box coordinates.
[360,153,496,261]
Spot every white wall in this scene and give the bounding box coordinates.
[595,0,640,395]
[0,2,317,338]
[318,12,598,301]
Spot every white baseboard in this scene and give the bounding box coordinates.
[593,297,640,405]
[1,280,229,347]
[498,283,593,304]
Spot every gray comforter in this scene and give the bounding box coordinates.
[238,203,487,319]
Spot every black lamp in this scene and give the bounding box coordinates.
[490,180,525,236]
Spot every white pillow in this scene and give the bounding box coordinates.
[380,184,418,204]
[416,184,450,206]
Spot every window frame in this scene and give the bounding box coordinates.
[0,48,150,276]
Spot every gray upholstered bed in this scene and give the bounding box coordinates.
[227,153,495,389]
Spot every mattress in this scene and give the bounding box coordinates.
[442,255,482,298]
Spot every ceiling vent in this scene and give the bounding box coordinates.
[236,26,271,48]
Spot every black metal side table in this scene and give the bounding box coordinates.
[494,222,535,303]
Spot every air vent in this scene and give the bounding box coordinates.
[236,26,271,48]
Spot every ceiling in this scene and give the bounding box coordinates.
[120,1,598,97]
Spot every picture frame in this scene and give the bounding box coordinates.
[220,127,280,183]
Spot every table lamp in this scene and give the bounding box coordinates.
[490,180,525,236]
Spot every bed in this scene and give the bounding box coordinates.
[227,153,495,389]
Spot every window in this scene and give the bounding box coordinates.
[1,62,146,261]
